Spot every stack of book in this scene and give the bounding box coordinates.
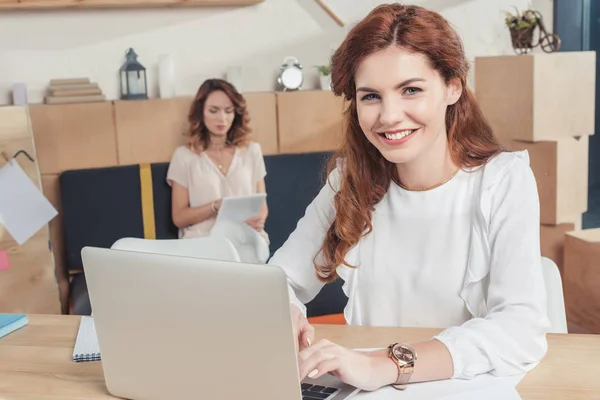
[45,78,106,105]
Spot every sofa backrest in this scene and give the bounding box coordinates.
[60,163,177,271]
[60,151,347,317]
[263,152,332,254]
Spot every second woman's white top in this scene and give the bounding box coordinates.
[166,142,267,239]
[268,151,550,380]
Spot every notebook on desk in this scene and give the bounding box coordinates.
[73,316,101,362]
[0,314,28,339]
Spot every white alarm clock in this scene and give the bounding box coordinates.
[277,56,303,91]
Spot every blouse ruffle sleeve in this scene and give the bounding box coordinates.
[433,150,550,379]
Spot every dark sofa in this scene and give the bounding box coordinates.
[63,152,347,318]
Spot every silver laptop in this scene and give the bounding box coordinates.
[81,246,360,400]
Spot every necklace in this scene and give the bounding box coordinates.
[209,143,228,172]
[396,169,460,192]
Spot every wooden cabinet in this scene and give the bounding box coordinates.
[114,98,191,166]
[245,92,278,156]
[277,91,345,154]
[0,0,263,9]
[29,102,118,175]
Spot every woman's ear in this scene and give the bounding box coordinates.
[446,78,462,106]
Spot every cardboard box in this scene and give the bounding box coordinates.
[540,216,581,274]
[475,52,596,141]
[563,228,600,333]
[506,136,588,225]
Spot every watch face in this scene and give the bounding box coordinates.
[392,345,415,365]
[281,67,303,90]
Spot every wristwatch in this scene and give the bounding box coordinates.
[387,343,417,390]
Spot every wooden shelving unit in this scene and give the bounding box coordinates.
[0,0,263,10]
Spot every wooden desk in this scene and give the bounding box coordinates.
[1,315,599,399]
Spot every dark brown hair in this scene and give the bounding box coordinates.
[315,4,504,282]
[187,78,251,150]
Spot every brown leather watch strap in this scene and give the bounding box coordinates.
[391,364,413,390]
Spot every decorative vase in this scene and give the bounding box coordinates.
[319,74,332,91]
[158,54,175,99]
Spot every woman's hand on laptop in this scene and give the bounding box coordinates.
[298,340,396,392]
[291,304,314,353]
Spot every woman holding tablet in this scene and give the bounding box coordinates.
[167,79,269,244]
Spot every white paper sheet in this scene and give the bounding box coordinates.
[0,160,57,245]
[215,193,267,224]
[347,349,524,400]
[353,373,523,399]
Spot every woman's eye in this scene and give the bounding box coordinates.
[404,87,422,95]
[360,93,380,101]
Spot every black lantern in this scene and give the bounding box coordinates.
[120,48,148,100]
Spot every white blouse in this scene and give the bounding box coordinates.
[268,150,550,380]
[166,142,267,239]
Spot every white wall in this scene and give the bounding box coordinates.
[0,0,553,105]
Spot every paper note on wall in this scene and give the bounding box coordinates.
[0,160,57,245]
[0,250,9,271]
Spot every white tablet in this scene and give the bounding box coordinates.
[215,193,267,224]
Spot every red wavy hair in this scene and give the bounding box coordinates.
[315,4,504,282]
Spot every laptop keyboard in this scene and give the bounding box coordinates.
[301,383,341,399]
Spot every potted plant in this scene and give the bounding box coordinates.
[504,7,538,52]
[316,64,332,91]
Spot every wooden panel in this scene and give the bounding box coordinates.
[114,98,191,165]
[277,91,344,154]
[29,102,118,174]
[0,107,45,246]
[563,228,600,333]
[475,52,596,141]
[0,106,60,314]
[41,174,69,314]
[0,0,263,9]
[245,92,278,155]
[0,234,60,314]
[506,137,588,225]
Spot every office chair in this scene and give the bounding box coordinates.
[541,257,568,334]
[111,236,241,262]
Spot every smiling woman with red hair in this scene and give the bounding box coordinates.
[268,3,549,392]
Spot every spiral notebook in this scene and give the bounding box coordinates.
[72,316,101,362]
